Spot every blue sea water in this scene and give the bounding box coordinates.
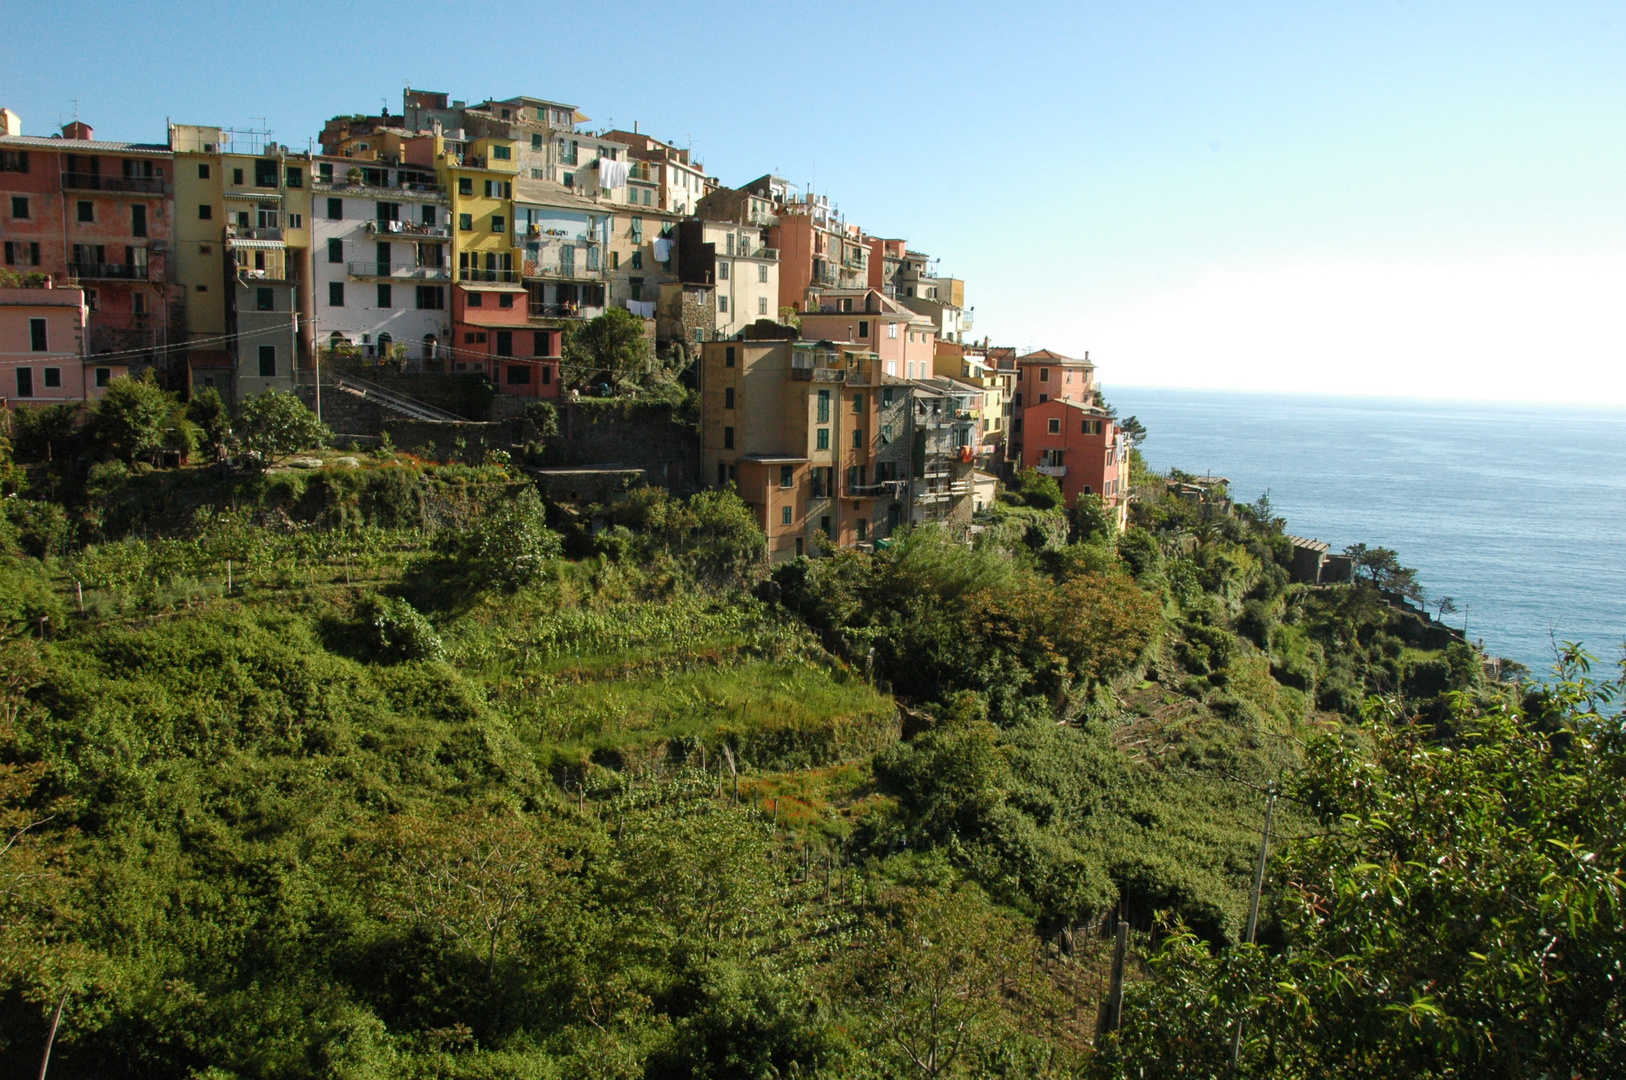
[1104,387,1626,676]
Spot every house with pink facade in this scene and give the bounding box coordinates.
[0,283,124,407]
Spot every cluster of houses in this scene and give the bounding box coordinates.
[0,90,1126,558]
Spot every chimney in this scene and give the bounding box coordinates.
[61,120,93,140]
[0,108,19,136]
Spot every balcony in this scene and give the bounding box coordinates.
[227,225,284,242]
[366,220,451,239]
[1035,464,1067,478]
[236,267,291,283]
[348,260,451,280]
[458,268,521,283]
[70,262,149,281]
[61,173,170,195]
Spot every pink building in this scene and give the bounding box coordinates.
[1018,397,1127,524]
[0,283,124,407]
[450,283,560,398]
[797,289,938,379]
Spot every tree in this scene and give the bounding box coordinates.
[1118,414,1147,448]
[1069,492,1118,544]
[88,376,172,463]
[235,389,330,470]
[1093,653,1626,1079]
[561,306,655,392]
[435,487,562,591]
[1435,595,1459,622]
[8,404,80,465]
[834,886,1069,1078]
[185,387,232,454]
[1015,467,1063,511]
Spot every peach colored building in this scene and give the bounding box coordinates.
[796,289,938,380]
[1010,348,1098,467]
[0,284,124,406]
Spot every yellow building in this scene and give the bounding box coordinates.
[168,124,310,400]
[445,137,520,286]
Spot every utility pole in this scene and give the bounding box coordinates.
[1232,785,1277,1064]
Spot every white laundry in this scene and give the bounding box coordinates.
[597,157,629,189]
[652,237,673,262]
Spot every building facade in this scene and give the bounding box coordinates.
[1018,397,1127,526]
[0,283,125,406]
[311,154,451,367]
[0,118,183,382]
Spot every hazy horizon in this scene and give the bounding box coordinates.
[5,1,1623,404]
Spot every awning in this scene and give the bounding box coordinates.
[226,239,285,250]
[459,281,527,293]
[224,191,281,200]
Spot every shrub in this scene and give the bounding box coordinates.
[88,375,174,463]
[237,390,331,470]
[436,487,561,591]
[186,386,233,453]
[1014,467,1063,510]
[360,595,445,662]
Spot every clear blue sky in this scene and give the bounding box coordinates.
[7,1,1624,402]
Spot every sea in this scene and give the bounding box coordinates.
[1104,387,1626,677]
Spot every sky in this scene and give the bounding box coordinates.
[5,1,1624,404]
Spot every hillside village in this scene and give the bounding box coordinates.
[0,91,1131,553]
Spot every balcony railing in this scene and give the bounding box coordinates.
[528,302,603,319]
[1035,464,1067,477]
[458,268,521,283]
[227,225,284,242]
[61,173,170,195]
[70,262,149,281]
[366,220,451,239]
[236,267,290,282]
[348,261,452,280]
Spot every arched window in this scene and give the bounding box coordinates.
[376,332,392,363]
[422,334,437,361]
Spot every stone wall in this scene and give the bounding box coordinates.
[557,399,701,494]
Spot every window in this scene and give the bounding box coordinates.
[610,250,619,269]
[325,197,342,220]
[723,426,735,450]
[255,159,278,186]
[563,171,574,187]
[717,261,730,281]
[131,205,147,236]
[483,180,496,198]
[856,519,868,542]
[416,285,444,309]
[1048,418,1061,434]
[88,366,110,388]
[758,297,768,315]
[377,283,392,307]
[506,363,531,384]
[631,217,643,243]
[531,134,543,150]
[458,177,473,196]
[14,368,33,398]
[1013,393,1023,407]
[630,250,642,270]
[421,205,437,226]
[817,389,830,421]
[841,298,853,313]
[816,427,829,450]
[492,144,511,160]
[258,345,276,377]
[318,163,334,182]
[1038,393,1048,403]
[491,214,505,233]
[0,150,29,172]
[717,295,727,313]
[76,200,94,222]
[29,319,47,352]
[232,168,244,185]
[781,505,793,526]
[329,282,345,306]
[887,323,898,339]
[1082,419,1102,435]
[852,393,864,414]
[198,204,212,220]
[495,330,513,357]
[327,238,343,264]
[196,284,208,292]
[467,291,483,307]
[758,263,768,283]
[459,213,473,231]
[533,331,550,355]
[132,292,146,315]
[1039,368,1049,382]
[9,196,28,219]
[724,387,735,409]
[257,287,274,311]
[286,166,303,188]
[720,345,737,368]
[852,428,863,449]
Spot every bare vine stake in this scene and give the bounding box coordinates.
[1231,787,1277,1064]
[37,986,68,1080]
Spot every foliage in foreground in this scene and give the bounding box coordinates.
[1093,648,1626,1079]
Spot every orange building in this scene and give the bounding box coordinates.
[0,282,125,406]
[1018,397,1127,526]
[449,283,559,398]
[797,289,938,380]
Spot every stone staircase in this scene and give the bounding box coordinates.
[328,372,465,423]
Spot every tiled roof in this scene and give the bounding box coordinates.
[0,135,170,155]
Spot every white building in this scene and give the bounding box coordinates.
[311,158,452,366]
[512,178,611,320]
